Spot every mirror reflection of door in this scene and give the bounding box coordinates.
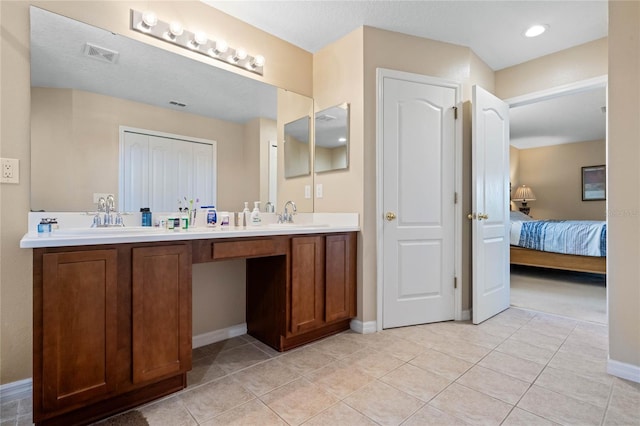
[314,103,349,173]
[283,116,311,178]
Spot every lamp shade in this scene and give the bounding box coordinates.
[512,185,536,201]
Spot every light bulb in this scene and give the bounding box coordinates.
[208,40,228,56]
[229,47,247,63]
[190,31,208,49]
[165,21,183,41]
[139,11,157,32]
[253,55,265,67]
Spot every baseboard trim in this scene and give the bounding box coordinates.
[461,309,471,321]
[0,378,32,402]
[350,319,377,334]
[0,324,248,403]
[193,323,248,348]
[608,358,640,383]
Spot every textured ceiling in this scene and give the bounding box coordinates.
[203,0,608,71]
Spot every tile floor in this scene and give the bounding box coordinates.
[2,308,639,425]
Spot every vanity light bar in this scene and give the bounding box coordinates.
[130,9,264,76]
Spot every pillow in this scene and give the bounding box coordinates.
[510,210,533,221]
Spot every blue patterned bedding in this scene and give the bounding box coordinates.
[510,219,606,257]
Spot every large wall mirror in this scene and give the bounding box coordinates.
[29,6,313,213]
[314,103,349,173]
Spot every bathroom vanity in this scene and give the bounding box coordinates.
[22,216,358,425]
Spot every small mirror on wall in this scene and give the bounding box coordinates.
[314,103,349,173]
[284,115,311,178]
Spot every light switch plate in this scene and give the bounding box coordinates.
[304,185,311,199]
[0,158,19,184]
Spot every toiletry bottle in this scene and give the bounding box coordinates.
[141,207,152,226]
[251,201,262,226]
[206,206,217,227]
[37,219,51,235]
[242,202,250,227]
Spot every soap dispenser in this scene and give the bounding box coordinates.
[242,202,250,227]
[251,201,262,226]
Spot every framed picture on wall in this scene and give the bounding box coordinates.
[582,165,606,201]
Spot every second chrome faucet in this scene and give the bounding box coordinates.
[278,200,297,223]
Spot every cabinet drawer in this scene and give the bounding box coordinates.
[212,238,280,260]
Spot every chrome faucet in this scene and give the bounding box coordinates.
[279,200,297,223]
[104,194,115,226]
[91,195,124,227]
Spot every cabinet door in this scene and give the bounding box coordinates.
[289,236,325,335]
[325,233,357,323]
[132,244,192,384]
[42,249,118,411]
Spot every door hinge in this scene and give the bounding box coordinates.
[453,106,458,119]
[454,192,458,204]
[454,277,458,289]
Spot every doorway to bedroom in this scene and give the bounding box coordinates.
[506,77,608,324]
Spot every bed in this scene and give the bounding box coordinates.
[509,211,607,274]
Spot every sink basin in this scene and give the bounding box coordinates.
[265,223,330,229]
[54,227,167,236]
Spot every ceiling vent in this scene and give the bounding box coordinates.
[316,114,336,122]
[83,43,119,64]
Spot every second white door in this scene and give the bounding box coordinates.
[379,69,458,329]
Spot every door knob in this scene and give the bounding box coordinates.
[478,213,489,220]
[467,213,476,220]
[385,212,397,221]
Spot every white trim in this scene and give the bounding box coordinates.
[375,68,463,331]
[461,309,471,321]
[350,319,377,334]
[607,358,640,384]
[192,323,247,348]
[504,75,608,108]
[0,378,32,402]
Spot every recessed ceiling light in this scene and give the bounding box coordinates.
[525,24,548,38]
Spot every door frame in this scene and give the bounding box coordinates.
[376,68,464,331]
[504,75,607,108]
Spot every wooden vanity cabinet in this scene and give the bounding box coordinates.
[247,232,357,351]
[33,242,191,425]
[39,249,119,413]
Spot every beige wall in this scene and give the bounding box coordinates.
[607,0,640,371]
[514,140,606,220]
[495,37,608,99]
[0,0,312,384]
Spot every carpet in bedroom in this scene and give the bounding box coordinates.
[510,265,607,324]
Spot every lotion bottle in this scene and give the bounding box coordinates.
[251,201,262,226]
[242,202,250,227]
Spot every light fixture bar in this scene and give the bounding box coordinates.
[130,9,264,76]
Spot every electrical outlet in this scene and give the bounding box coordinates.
[0,158,19,184]
[316,183,323,198]
[304,185,311,199]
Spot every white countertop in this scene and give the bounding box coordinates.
[20,212,359,248]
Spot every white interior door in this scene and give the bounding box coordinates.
[471,85,511,324]
[379,69,458,329]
